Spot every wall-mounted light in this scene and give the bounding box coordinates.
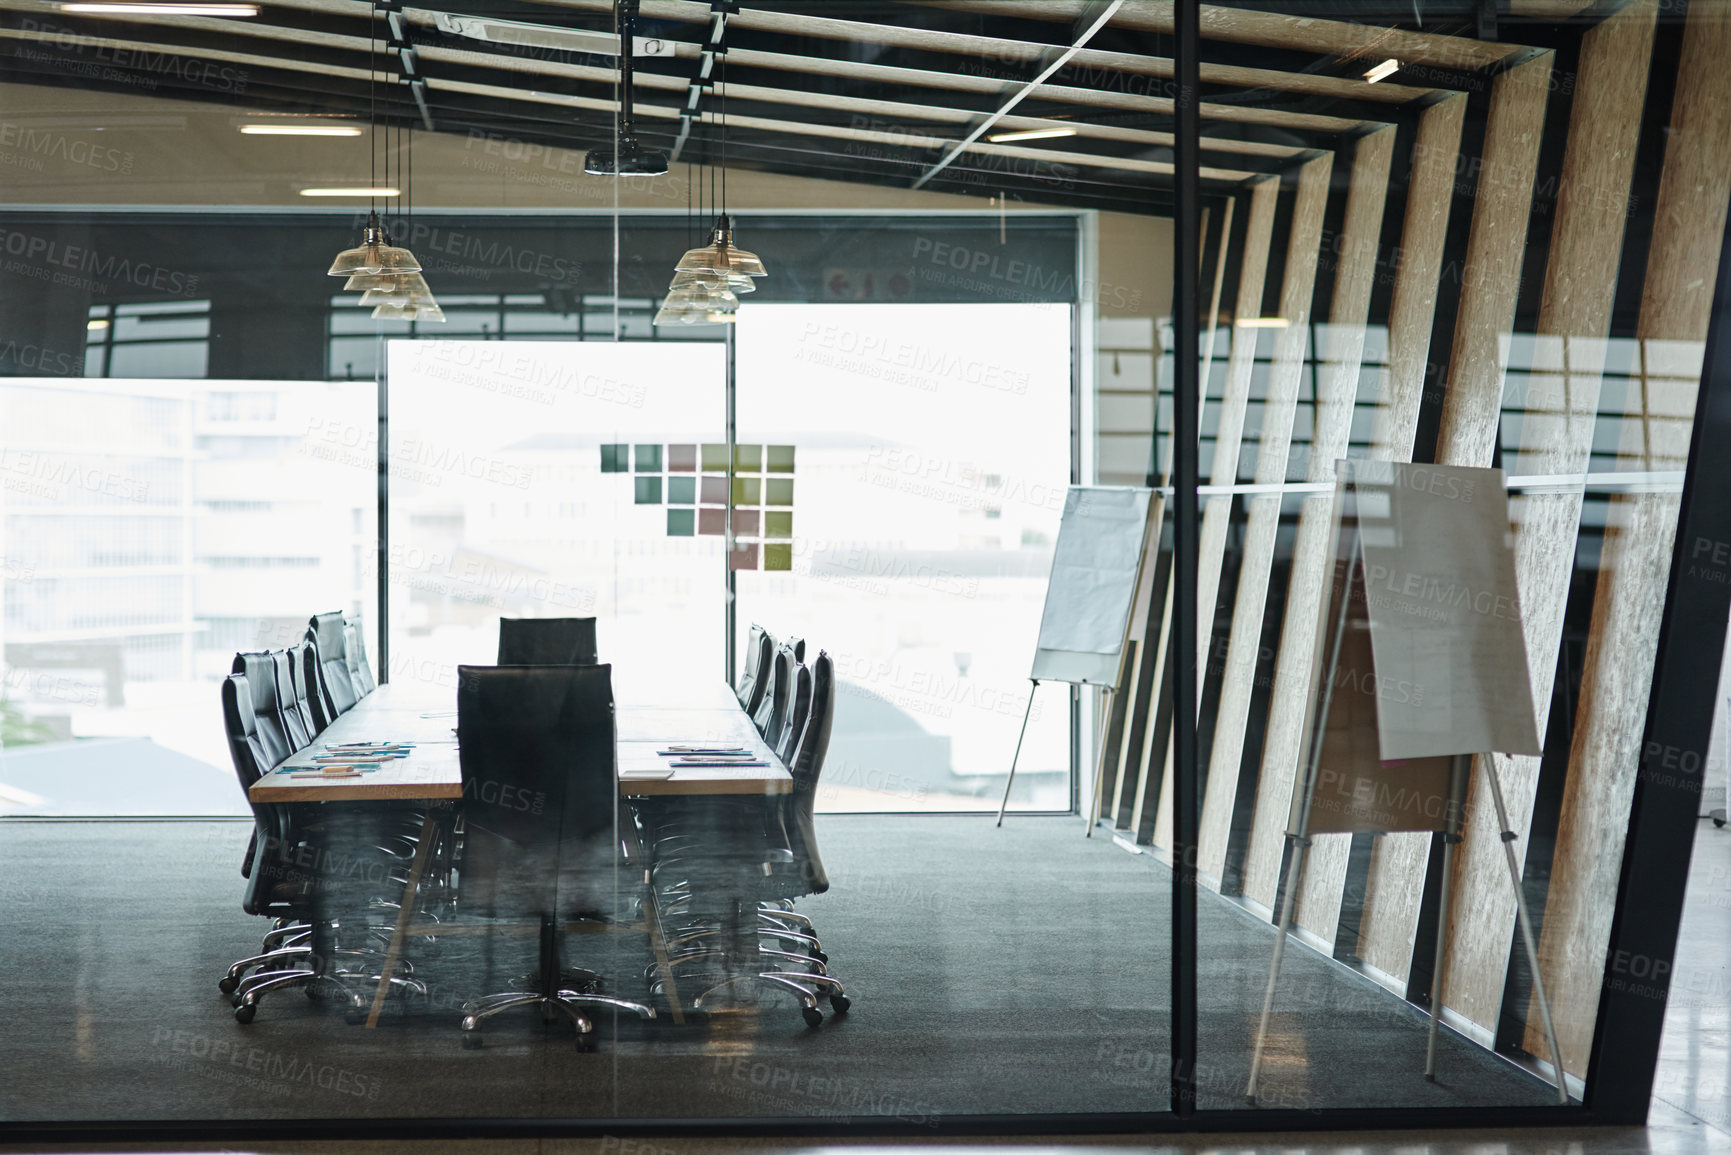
[240,124,363,137]
[986,127,1077,144]
[60,3,260,15]
[1364,58,1400,84]
[300,186,399,197]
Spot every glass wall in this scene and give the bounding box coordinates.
[1,0,1726,1137]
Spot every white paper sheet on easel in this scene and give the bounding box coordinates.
[1031,486,1153,686]
[1343,459,1543,760]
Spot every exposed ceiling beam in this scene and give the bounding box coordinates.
[914,0,1120,188]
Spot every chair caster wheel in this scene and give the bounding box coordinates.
[219,976,239,995]
[343,1006,367,1026]
[812,951,828,965]
[802,1006,824,1028]
[234,1004,256,1024]
[830,994,851,1015]
[576,1033,598,1053]
[461,1033,483,1050]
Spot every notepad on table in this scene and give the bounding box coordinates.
[621,768,677,780]
[668,759,768,769]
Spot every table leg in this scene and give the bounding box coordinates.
[643,888,685,1025]
[365,812,438,1028]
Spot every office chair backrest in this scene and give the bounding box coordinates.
[307,611,359,726]
[455,663,618,919]
[346,614,377,694]
[736,623,766,705]
[269,649,312,751]
[774,661,812,767]
[283,641,321,740]
[737,626,776,718]
[497,616,599,666]
[231,652,293,769]
[782,651,836,895]
[785,635,806,663]
[751,644,794,740]
[221,674,293,908]
[343,624,371,701]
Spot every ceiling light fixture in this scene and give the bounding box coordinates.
[1363,58,1400,83]
[59,2,260,14]
[1238,317,1291,328]
[241,124,364,136]
[301,186,399,197]
[86,318,110,330]
[986,126,1077,144]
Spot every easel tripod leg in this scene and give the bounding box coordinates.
[1085,687,1114,838]
[1425,833,1458,1081]
[1246,834,1309,1104]
[1484,756,1571,1105]
[996,680,1037,828]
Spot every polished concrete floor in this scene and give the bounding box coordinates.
[0,817,1726,1153]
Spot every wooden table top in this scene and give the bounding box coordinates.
[249,680,791,802]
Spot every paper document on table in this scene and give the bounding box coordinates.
[1342,459,1542,760]
[1031,486,1154,685]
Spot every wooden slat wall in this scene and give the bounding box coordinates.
[1193,148,1358,888]
[1130,176,1281,848]
[1356,51,1556,994]
[1213,125,1393,934]
[1530,0,1731,1075]
[1415,0,1661,1044]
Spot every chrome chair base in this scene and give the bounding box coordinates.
[458,990,655,1050]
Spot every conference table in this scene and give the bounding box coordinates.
[249,678,791,1026]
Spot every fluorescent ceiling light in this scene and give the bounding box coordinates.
[1363,58,1400,83]
[299,186,399,197]
[60,2,260,14]
[87,318,110,330]
[1238,317,1290,328]
[986,127,1077,144]
[432,12,674,57]
[240,124,363,136]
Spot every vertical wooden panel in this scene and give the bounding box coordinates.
[1530,0,1731,1075]
[1204,126,1394,931]
[1197,153,1334,886]
[1130,178,1280,846]
[1357,51,1555,989]
[1371,93,1468,464]
[1425,0,1658,1046]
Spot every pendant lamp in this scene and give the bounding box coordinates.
[669,268,755,294]
[327,210,421,277]
[675,213,766,278]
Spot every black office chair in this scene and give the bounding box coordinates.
[774,661,812,767]
[751,644,795,741]
[346,613,378,694]
[283,641,322,740]
[220,675,421,1022]
[305,611,359,731]
[453,663,654,1049]
[344,623,374,698]
[736,626,775,717]
[497,617,599,666]
[784,635,806,663]
[231,652,296,767]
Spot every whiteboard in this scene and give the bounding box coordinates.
[1031,486,1154,685]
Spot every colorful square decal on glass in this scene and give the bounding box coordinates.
[734,444,762,473]
[667,476,696,504]
[634,476,662,504]
[600,444,628,472]
[698,508,727,535]
[764,511,793,539]
[700,476,729,505]
[733,509,760,536]
[634,444,662,472]
[668,444,697,472]
[732,477,761,506]
[729,542,760,571]
[766,445,795,473]
[765,478,794,506]
[764,543,792,571]
[666,508,694,536]
[701,443,730,471]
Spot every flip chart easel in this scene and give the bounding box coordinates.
[1244,460,1566,1105]
[997,486,1156,832]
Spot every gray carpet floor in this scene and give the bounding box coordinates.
[0,816,1554,1122]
